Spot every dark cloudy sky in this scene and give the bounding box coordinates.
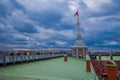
[0,0,120,50]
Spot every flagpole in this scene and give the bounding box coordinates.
[76,10,81,40]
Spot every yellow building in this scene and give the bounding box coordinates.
[72,37,88,57]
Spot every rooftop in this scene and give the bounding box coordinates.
[0,57,95,80]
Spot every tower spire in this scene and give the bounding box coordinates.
[76,10,82,40]
[72,9,88,58]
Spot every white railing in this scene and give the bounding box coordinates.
[0,54,64,65]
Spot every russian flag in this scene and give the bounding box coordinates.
[74,10,79,17]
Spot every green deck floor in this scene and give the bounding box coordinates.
[0,57,93,80]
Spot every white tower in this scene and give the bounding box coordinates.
[72,10,88,58]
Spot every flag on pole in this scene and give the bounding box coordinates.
[74,10,79,17]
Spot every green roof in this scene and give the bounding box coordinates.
[86,55,90,60]
[106,60,117,66]
[96,56,120,61]
[0,57,95,80]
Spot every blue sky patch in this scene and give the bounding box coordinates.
[0,0,120,50]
